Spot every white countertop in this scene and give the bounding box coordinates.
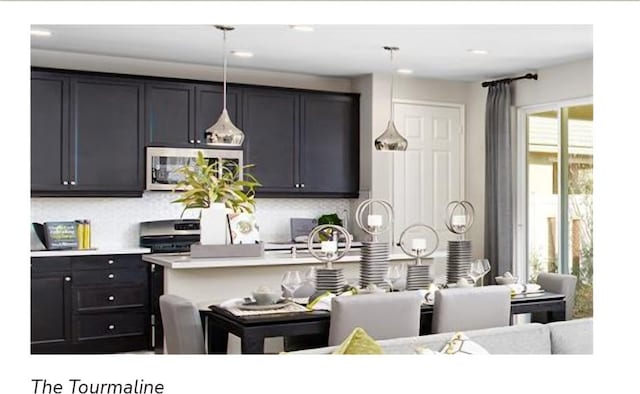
[31,247,151,257]
[142,248,447,269]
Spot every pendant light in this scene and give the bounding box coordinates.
[374,46,408,151]
[205,25,245,147]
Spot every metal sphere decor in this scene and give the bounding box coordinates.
[355,198,394,242]
[445,200,475,235]
[398,224,439,262]
[307,224,352,266]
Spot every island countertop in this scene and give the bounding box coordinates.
[142,248,447,269]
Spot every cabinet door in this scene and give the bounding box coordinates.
[70,76,144,193]
[31,72,70,192]
[242,88,299,193]
[145,82,195,147]
[31,272,72,346]
[300,93,359,196]
[194,84,242,147]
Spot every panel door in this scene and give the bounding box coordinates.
[70,76,144,192]
[300,93,359,195]
[242,88,299,193]
[31,272,71,345]
[31,72,70,191]
[392,103,463,245]
[195,84,242,148]
[145,82,195,147]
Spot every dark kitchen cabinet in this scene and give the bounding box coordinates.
[31,70,145,197]
[300,92,359,196]
[242,87,299,193]
[31,258,73,352]
[31,72,70,192]
[242,87,359,197]
[195,84,242,148]
[31,254,151,354]
[145,82,195,147]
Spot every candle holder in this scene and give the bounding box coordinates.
[354,199,395,288]
[444,200,475,285]
[398,224,439,290]
[307,224,352,294]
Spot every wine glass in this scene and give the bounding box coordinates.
[385,265,402,292]
[469,259,491,286]
[281,271,303,302]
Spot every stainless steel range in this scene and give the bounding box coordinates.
[139,219,200,253]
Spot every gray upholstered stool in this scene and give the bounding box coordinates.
[159,294,205,354]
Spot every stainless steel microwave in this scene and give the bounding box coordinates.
[146,147,243,191]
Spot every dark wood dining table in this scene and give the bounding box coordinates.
[201,291,566,354]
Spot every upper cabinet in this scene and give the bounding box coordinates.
[31,70,144,197]
[31,68,359,198]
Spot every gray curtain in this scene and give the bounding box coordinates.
[484,82,513,284]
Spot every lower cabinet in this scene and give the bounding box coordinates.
[31,255,152,354]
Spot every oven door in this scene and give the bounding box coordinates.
[146,147,243,191]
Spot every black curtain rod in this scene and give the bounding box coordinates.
[481,73,538,88]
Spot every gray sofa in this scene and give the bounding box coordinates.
[288,318,593,354]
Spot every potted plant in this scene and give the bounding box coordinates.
[171,151,261,245]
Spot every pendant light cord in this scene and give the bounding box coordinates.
[223,29,228,111]
[389,48,394,120]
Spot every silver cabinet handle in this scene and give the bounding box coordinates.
[108,324,115,330]
[64,276,71,282]
[107,259,114,265]
[301,183,305,188]
[63,181,69,185]
[189,139,195,144]
[107,295,115,301]
[196,140,201,144]
[108,273,115,279]
[70,181,76,185]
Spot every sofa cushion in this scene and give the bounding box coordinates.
[333,327,383,355]
[548,318,593,354]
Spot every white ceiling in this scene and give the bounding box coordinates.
[31,25,593,82]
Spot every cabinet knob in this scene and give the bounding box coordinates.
[70,180,76,185]
[189,139,195,144]
[107,259,114,265]
[295,183,299,188]
[62,181,69,185]
[301,183,305,188]
[64,276,71,282]
[107,295,115,301]
[108,324,115,330]
[196,140,201,144]
[108,273,115,279]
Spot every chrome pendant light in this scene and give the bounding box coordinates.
[206,25,245,147]
[374,46,408,151]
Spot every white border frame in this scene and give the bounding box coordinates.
[515,96,593,280]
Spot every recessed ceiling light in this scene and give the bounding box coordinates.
[290,25,314,32]
[397,69,413,75]
[231,51,253,58]
[468,49,489,55]
[31,29,52,37]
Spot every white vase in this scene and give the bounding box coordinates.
[200,203,228,245]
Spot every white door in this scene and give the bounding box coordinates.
[392,102,463,247]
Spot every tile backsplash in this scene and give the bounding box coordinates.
[31,193,352,249]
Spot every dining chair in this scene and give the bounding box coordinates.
[159,294,206,354]
[328,291,423,346]
[432,286,511,334]
[532,272,577,322]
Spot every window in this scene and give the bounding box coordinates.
[516,101,593,319]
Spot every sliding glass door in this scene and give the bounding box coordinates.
[517,102,593,318]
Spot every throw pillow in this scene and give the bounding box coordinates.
[333,327,383,355]
[440,332,489,355]
[415,346,439,355]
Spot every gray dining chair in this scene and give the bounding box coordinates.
[432,286,511,334]
[159,294,206,354]
[328,291,423,346]
[532,272,577,322]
